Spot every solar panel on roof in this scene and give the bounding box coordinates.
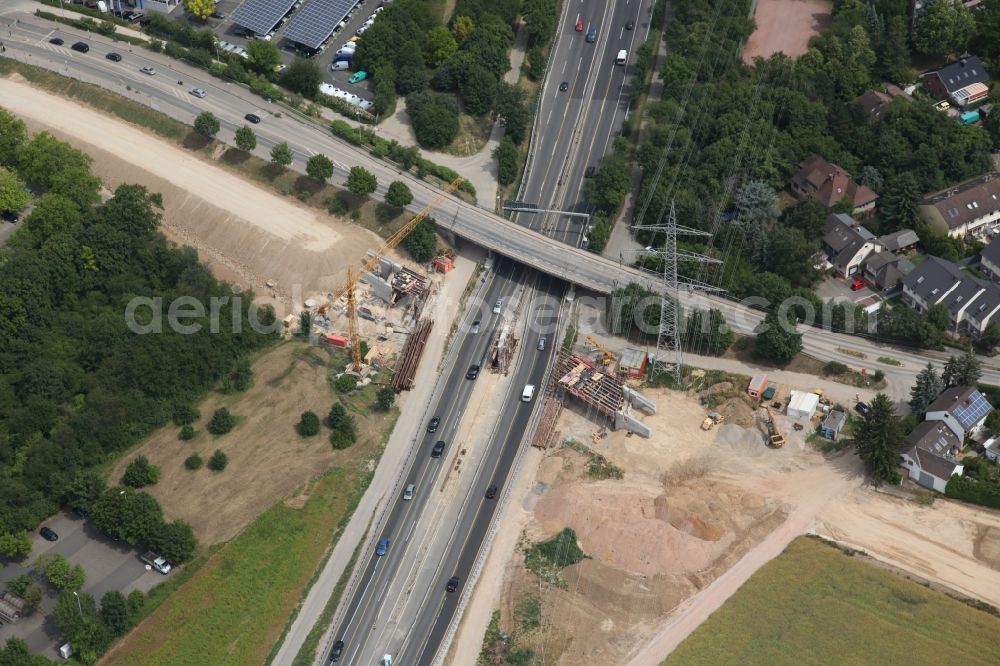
[284,0,356,50]
[953,391,992,429]
[232,0,297,37]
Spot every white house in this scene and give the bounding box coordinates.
[822,214,880,277]
[925,386,993,440]
[787,390,820,421]
[918,173,1000,239]
[901,421,964,493]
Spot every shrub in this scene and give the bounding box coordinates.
[375,387,395,411]
[179,425,196,441]
[172,404,200,426]
[330,430,354,450]
[298,410,321,437]
[122,456,161,488]
[327,195,350,215]
[334,374,358,393]
[823,361,850,376]
[208,449,229,472]
[207,408,236,435]
[328,402,357,450]
[385,181,413,208]
[184,454,203,470]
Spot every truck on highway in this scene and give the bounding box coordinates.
[140,551,172,574]
[616,49,628,65]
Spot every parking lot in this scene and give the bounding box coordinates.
[815,274,875,303]
[0,512,170,660]
[197,0,378,98]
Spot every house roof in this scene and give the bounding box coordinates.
[953,82,990,104]
[901,255,964,305]
[920,172,1000,232]
[905,420,963,480]
[824,219,875,269]
[932,55,989,95]
[822,410,846,430]
[792,156,879,209]
[877,229,919,252]
[927,386,994,429]
[788,390,820,416]
[941,277,986,318]
[826,212,858,231]
[965,281,1000,327]
[620,347,646,369]
[981,239,1000,267]
[857,90,893,121]
[865,253,914,290]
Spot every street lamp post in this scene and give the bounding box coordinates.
[72,591,83,617]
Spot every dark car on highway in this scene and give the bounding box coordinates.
[71,42,90,53]
[40,527,58,541]
[427,416,441,433]
[245,113,261,124]
[466,364,480,380]
[626,20,635,30]
[330,640,344,663]
[559,81,569,92]
[446,576,460,593]
[485,484,498,500]
[49,37,64,45]
[586,27,597,43]
[431,440,446,458]
[105,52,122,62]
[585,165,596,178]
[376,537,390,556]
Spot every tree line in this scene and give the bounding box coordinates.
[0,109,276,546]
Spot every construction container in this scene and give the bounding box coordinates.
[432,255,454,272]
[325,334,349,347]
[761,385,776,401]
[748,373,768,400]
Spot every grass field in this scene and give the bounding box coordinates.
[665,536,1000,665]
[101,467,371,666]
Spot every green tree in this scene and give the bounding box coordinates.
[525,45,545,80]
[735,180,779,226]
[522,0,559,46]
[298,410,320,436]
[37,552,86,591]
[0,108,27,166]
[193,111,220,138]
[451,15,475,44]
[148,519,197,563]
[407,93,460,149]
[208,449,229,471]
[184,0,214,20]
[950,349,982,386]
[754,312,802,364]
[122,455,161,488]
[0,532,32,558]
[494,137,518,185]
[306,153,334,182]
[270,141,293,167]
[328,402,357,449]
[52,590,111,664]
[91,488,164,545]
[127,590,145,618]
[405,218,438,262]
[878,15,912,82]
[207,408,236,435]
[926,303,952,332]
[0,167,30,214]
[16,132,91,189]
[855,393,906,485]
[375,387,395,411]
[180,425,196,441]
[347,166,377,197]
[99,590,131,637]
[779,196,830,238]
[385,181,413,208]
[909,362,944,416]
[458,63,498,116]
[879,173,921,231]
[64,470,106,512]
[283,57,322,98]
[235,125,257,152]
[426,25,458,65]
[914,0,976,56]
[298,311,312,338]
[334,374,357,393]
[245,39,282,74]
[768,227,818,287]
[6,574,43,611]
[985,107,1000,151]
[685,309,734,356]
[584,159,630,213]
[184,453,203,469]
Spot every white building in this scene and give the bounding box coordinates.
[786,390,820,421]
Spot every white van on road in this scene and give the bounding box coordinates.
[522,384,535,402]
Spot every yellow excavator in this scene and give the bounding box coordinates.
[585,335,614,367]
[764,406,785,448]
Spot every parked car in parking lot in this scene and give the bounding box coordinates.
[40,526,58,541]
[855,402,871,416]
[348,71,367,84]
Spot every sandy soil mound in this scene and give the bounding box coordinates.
[975,525,1000,571]
[715,397,755,427]
[696,381,732,399]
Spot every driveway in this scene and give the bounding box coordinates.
[0,512,171,661]
[814,275,873,303]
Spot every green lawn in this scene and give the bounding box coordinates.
[666,537,1000,666]
[103,467,372,666]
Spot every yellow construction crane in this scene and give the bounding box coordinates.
[585,335,614,367]
[333,177,464,372]
[764,406,785,448]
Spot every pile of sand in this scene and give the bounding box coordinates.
[715,397,755,428]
